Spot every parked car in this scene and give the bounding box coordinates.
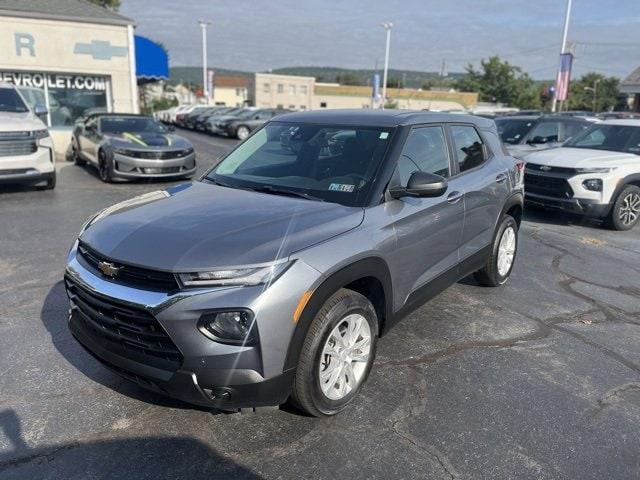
[64,110,523,416]
[210,108,290,139]
[495,115,594,158]
[194,107,241,132]
[69,113,196,183]
[524,119,640,230]
[0,82,55,189]
[182,106,216,130]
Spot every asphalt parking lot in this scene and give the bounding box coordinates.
[1,129,640,479]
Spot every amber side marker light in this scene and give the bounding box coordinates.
[293,290,313,323]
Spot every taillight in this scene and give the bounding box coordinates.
[515,160,525,173]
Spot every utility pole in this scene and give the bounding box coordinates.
[585,78,601,113]
[381,22,393,109]
[198,20,211,104]
[551,0,572,113]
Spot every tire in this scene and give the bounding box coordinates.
[290,288,378,417]
[236,125,250,140]
[605,185,640,231]
[98,149,113,183]
[71,142,86,166]
[474,215,518,287]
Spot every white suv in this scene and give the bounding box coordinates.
[524,120,640,230]
[0,82,55,190]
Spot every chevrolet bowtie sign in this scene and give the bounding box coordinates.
[73,40,128,60]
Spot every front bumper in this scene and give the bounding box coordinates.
[0,145,55,185]
[64,242,321,408]
[112,151,196,180]
[525,193,611,218]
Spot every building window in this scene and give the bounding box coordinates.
[277,104,284,109]
[320,102,327,108]
[263,83,270,93]
[277,84,284,94]
[300,105,306,110]
[289,104,296,109]
[289,85,296,95]
[300,85,308,95]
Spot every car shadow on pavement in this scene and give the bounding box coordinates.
[523,204,604,229]
[40,281,210,411]
[0,409,261,479]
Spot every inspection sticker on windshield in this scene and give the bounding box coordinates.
[329,183,355,192]
[379,132,389,139]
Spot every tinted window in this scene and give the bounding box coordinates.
[210,122,393,207]
[495,118,535,144]
[565,124,640,154]
[396,126,450,185]
[528,120,588,143]
[451,125,486,172]
[100,116,167,134]
[0,87,28,113]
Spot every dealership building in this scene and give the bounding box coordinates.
[0,0,140,156]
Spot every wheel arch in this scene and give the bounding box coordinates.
[499,191,524,228]
[283,257,393,371]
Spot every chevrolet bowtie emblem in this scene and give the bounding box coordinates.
[98,261,122,277]
[539,165,552,171]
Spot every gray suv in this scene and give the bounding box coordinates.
[64,110,523,417]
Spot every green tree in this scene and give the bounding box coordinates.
[335,73,362,86]
[455,56,541,109]
[567,73,620,112]
[86,0,121,11]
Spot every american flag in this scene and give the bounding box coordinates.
[555,53,573,101]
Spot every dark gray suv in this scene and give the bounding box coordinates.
[64,110,524,416]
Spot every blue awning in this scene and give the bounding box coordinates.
[135,35,169,81]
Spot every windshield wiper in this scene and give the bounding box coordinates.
[247,185,325,202]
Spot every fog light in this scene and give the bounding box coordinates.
[198,310,256,345]
[582,178,602,192]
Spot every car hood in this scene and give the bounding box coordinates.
[80,182,364,271]
[105,132,190,149]
[524,147,638,168]
[506,143,560,158]
[0,111,46,132]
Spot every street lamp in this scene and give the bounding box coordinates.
[381,22,393,109]
[198,20,211,103]
[584,79,601,113]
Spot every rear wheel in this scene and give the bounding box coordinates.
[71,142,86,166]
[290,289,378,417]
[236,125,250,140]
[606,185,640,231]
[475,215,518,287]
[98,150,113,183]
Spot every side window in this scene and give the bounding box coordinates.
[450,125,486,173]
[395,126,450,185]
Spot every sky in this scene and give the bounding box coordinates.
[121,0,640,80]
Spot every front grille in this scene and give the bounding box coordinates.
[119,149,193,160]
[141,167,181,174]
[66,276,183,371]
[78,242,180,292]
[524,172,574,199]
[525,163,577,175]
[0,140,37,157]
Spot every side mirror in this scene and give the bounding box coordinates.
[86,124,97,133]
[34,104,48,116]
[389,171,448,199]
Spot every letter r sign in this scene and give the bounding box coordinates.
[15,33,35,57]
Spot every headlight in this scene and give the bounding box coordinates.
[582,179,603,192]
[198,310,257,345]
[177,261,292,288]
[112,147,129,155]
[575,167,615,173]
[33,129,49,139]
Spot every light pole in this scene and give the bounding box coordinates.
[198,20,211,104]
[585,78,601,113]
[381,22,393,109]
[551,0,572,113]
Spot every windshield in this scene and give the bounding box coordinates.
[495,118,536,144]
[0,87,29,113]
[208,122,394,206]
[564,124,640,154]
[100,116,168,134]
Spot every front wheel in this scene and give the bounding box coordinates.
[474,215,518,287]
[236,125,250,140]
[98,150,113,183]
[606,185,640,231]
[290,289,378,417]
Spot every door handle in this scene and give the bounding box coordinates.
[447,191,463,204]
[496,173,507,183]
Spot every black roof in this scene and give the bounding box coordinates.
[495,114,592,123]
[276,109,495,128]
[0,0,133,26]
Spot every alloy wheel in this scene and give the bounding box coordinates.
[237,126,250,140]
[319,314,372,401]
[497,226,516,277]
[619,192,640,226]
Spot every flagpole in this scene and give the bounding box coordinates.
[551,0,572,113]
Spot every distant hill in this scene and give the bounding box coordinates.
[170,66,464,88]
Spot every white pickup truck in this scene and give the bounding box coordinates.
[0,82,55,190]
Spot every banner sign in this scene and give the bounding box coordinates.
[372,73,381,101]
[554,53,573,102]
[0,72,108,91]
[207,69,215,98]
